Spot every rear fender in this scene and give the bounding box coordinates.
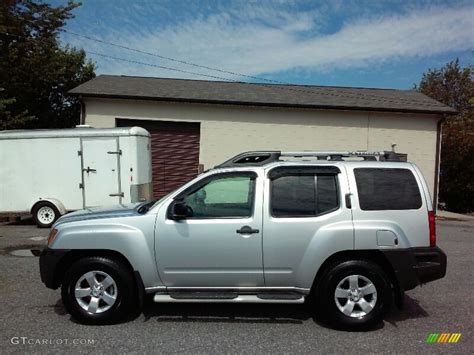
[295,220,354,289]
[354,221,412,249]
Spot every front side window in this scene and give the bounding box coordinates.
[182,174,255,218]
[270,171,339,218]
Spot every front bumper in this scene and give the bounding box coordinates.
[382,246,447,291]
[39,248,70,289]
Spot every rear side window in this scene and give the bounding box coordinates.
[271,175,316,217]
[354,168,422,210]
[317,175,339,213]
[271,173,339,217]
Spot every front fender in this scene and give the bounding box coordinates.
[50,216,162,288]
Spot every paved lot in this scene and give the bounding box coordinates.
[0,219,472,354]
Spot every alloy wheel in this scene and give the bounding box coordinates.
[334,274,377,318]
[74,270,118,314]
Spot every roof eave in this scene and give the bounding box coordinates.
[70,92,457,115]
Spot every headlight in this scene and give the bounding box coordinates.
[48,229,58,247]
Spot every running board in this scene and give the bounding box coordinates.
[153,294,305,304]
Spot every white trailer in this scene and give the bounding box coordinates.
[0,126,152,227]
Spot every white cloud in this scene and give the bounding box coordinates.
[75,4,474,80]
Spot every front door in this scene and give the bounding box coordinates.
[155,171,264,287]
[82,138,122,207]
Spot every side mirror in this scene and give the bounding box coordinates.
[172,201,188,220]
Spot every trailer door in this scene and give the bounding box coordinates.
[81,137,122,207]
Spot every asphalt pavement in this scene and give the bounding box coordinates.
[0,218,472,354]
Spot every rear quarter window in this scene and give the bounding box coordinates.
[354,168,422,210]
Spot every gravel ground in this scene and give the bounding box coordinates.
[0,218,472,354]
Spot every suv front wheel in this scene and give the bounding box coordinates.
[316,259,392,330]
[61,256,136,324]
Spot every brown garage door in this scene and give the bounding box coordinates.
[117,119,200,199]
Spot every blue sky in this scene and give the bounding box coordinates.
[51,0,473,89]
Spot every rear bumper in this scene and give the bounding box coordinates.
[382,246,447,291]
[39,248,70,289]
[412,247,447,284]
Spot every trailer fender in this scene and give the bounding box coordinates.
[31,198,67,216]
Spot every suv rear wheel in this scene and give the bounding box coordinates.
[316,259,392,330]
[61,257,136,324]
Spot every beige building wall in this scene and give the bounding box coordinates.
[84,98,441,197]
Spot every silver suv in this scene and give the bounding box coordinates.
[40,150,446,329]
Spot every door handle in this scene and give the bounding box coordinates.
[236,226,259,234]
[83,166,97,173]
[109,192,124,197]
[345,193,352,209]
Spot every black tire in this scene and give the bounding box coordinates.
[61,257,136,324]
[32,201,60,228]
[316,259,392,330]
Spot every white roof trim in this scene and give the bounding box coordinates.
[0,126,150,140]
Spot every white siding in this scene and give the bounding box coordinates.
[84,98,440,197]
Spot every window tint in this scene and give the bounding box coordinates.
[184,175,255,218]
[271,173,339,217]
[271,175,316,217]
[317,175,339,213]
[354,168,422,210]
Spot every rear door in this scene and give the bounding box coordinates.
[81,137,122,207]
[262,165,354,287]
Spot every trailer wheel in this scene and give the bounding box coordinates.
[32,202,60,228]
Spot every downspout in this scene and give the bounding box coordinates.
[433,115,444,212]
[79,95,86,125]
[366,112,371,150]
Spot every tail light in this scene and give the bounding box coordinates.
[428,211,436,247]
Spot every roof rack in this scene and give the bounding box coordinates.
[215,150,402,168]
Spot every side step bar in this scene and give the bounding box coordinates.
[153,294,305,304]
